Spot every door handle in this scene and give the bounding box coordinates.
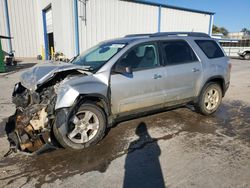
[192,68,200,72]
[153,74,162,79]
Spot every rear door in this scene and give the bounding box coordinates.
[195,39,230,87]
[160,40,202,102]
[110,42,166,115]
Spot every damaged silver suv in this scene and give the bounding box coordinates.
[9,32,231,153]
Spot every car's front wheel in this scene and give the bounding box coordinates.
[53,103,107,149]
[195,82,222,115]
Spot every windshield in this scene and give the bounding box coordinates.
[72,42,126,71]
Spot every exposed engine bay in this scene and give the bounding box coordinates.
[6,69,84,154]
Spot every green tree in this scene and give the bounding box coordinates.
[241,28,250,35]
[212,25,220,34]
[241,28,248,32]
[220,27,229,36]
[212,25,228,36]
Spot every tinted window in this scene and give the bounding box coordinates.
[118,43,159,71]
[195,40,224,59]
[161,41,198,65]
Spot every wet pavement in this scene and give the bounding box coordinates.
[0,100,250,187]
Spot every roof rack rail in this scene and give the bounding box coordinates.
[150,32,210,38]
[124,33,151,38]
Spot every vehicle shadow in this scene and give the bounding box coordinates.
[123,122,165,188]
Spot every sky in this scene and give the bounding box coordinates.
[143,0,250,32]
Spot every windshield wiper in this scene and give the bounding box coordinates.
[69,55,79,63]
[78,65,93,71]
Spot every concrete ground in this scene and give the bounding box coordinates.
[0,59,250,188]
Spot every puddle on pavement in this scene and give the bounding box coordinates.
[215,101,250,141]
[0,100,250,186]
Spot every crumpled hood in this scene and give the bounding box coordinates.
[20,61,91,90]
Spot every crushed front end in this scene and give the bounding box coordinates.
[5,62,89,155]
[8,82,59,153]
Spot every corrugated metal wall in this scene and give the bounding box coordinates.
[160,8,210,33]
[36,0,75,58]
[0,0,212,58]
[50,0,75,58]
[46,8,53,33]
[78,0,159,52]
[0,0,40,57]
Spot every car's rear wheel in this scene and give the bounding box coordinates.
[53,103,107,149]
[244,52,250,60]
[195,82,222,115]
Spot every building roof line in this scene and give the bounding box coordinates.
[132,0,215,15]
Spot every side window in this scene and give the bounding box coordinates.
[195,40,225,59]
[117,43,159,71]
[161,40,198,65]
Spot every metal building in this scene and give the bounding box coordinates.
[0,0,214,59]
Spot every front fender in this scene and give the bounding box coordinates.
[55,82,108,110]
[55,85,79,110]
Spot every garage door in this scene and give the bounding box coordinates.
[46,8,53,33]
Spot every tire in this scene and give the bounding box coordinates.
[195,82,222,115]
[53,103,107,149]
[244,53,250,60]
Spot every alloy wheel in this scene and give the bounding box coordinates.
[67,110,99,144]
[204,88,220,111]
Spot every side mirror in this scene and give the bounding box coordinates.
[114,64,132,74]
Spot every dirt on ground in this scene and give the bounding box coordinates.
[0,59,249,188]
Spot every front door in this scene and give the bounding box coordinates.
[110,42,166,115]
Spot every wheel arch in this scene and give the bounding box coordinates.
[244,50,250,55]
[77,94,111,117]
[56,93,112,128]
[243,51,250,59]
[197,76,226,101]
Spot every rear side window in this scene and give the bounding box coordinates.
[161,40,198,65]
[195,40,224,59]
